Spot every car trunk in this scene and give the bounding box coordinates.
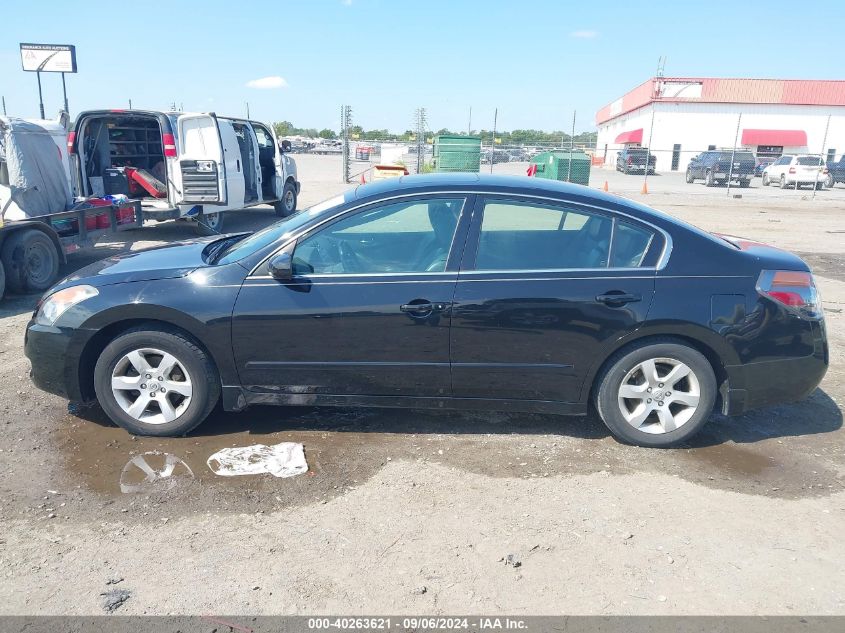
[77,113,170,204]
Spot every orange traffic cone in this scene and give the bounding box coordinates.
[641,181,649,195]
[602,180,608,192]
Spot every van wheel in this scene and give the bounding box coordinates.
[1,229,60,293]
[594,340,717,448]
[93,327,220,437]
[274,181,297,217]
[194,211,224,235]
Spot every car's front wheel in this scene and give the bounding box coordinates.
[594,340,717,447]
[705,170,715,186]
[93,327,220,436]
[685,169,694,183]
[825,173,834,188]
[762,173,770,186]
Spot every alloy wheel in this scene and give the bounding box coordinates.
[111,347,193,425]
[617,357,701,434]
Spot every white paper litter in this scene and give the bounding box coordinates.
[206,442,308,478]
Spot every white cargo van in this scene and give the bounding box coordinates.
[68,110,300,233]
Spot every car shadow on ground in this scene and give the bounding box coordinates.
[71,387,841,448]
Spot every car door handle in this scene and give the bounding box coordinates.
[596,292,642,306]
[400,302,434,313]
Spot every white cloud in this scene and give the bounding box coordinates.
[245,76,289,90]
[570,30,598,39]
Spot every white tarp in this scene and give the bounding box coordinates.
[0,116,72,219]
[207,442,308,478]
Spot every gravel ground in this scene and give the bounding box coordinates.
[0,155,843,615]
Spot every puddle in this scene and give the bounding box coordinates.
[682,443,777,476]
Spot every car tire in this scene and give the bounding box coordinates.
[94,327,220,437]
[780,175,788,189]
[194,211,224,236]
[739,179,750,188]
[594,340,717,448]
[685,169,694,183]
[1,229,60,293]
[825,174,834,188]
[274,180,298,217]
[762,173,770,186]
[705,170,715,187]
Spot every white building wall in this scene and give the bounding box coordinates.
[596,103,845,172]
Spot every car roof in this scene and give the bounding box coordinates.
[352,173,675,226]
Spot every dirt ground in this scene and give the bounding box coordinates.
[1,155,843,615]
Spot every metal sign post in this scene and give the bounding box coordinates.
[20,43,77,117]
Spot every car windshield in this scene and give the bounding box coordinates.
[797,156,823,166]
[215,193,349,265]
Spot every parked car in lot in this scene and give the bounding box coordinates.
[825,154,845,188]
[762,154,828,189]
[754,156,776,177]
[685,150,755,187]
[616,147,656,174]
[25,175,828,448]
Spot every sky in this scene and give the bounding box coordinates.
[2,0,843,134]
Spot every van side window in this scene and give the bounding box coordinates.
[253,125,274,150]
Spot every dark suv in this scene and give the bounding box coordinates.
[686,151,755,187]
[616,147,656,174]
[825,155,845,188]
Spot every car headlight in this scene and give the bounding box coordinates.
[35,285,99,326]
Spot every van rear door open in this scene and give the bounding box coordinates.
[177,114,227,205]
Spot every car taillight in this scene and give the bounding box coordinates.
[757,270,821,317]
[67,131,76,155]
[788,167,796,174]
[162,133,177,157]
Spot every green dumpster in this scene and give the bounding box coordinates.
[530,150,591,185]
[433,135,481,173]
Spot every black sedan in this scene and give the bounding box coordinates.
[25,175,828,447]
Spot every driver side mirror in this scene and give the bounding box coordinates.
[268,253,293,281]
[280,140,292,153]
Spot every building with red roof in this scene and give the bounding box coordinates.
[595,77,845,172]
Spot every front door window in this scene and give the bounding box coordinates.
[293,198,463,275]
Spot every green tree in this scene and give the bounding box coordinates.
[318,128,337,139]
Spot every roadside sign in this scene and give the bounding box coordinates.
[20,43,77,73]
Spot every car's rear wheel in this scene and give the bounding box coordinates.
[739,178,750,188]
[594,340,717,447]
[93,327,220,436]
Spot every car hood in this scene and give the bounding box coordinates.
[51,236,223,292]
